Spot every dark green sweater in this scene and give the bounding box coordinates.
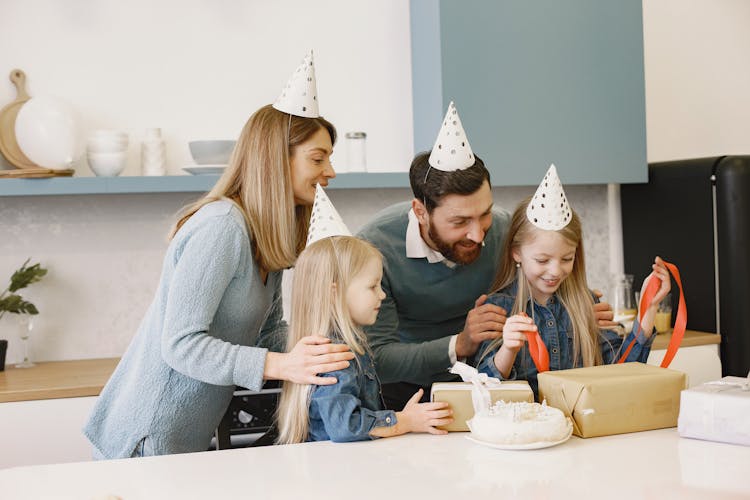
[358,202,511,386]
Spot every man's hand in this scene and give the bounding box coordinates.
[455,295,507,359]
[592,289,617,329]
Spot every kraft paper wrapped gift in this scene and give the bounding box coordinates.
[431,381,534,432]
[678,376,750,446]
[537,362,687,438]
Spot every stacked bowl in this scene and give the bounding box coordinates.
[87,130,128,176]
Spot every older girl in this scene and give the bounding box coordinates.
[476,166,670,397]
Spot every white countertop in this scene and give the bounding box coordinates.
[1,428,748,499]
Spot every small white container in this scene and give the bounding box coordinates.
[88,151,127,177]
[141,128,166,176]
[345,131,367,172]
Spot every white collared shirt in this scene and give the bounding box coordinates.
[405,208,460,364]
[406,209,457,268]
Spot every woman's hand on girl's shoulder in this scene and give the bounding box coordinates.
[264,335,355,385]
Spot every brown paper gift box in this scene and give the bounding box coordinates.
[537,362,687,438]
[430,381,534,431]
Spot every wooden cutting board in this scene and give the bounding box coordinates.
[0,69,41,171]
[0,168,74,178]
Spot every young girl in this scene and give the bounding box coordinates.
[277,236,454,443]
[476,166,671,397]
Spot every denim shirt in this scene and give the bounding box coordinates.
[475,281,656,398]
[309,349,397,442]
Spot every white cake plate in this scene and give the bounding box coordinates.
[466,422,573,450]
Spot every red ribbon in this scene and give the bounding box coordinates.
[617,260,686,368]
[520,312,550,373]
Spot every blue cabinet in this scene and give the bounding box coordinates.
[410,0,647,186]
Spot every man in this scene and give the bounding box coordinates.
[358,152,513,409]
[358,103,614,410]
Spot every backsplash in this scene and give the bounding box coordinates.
[0,184,608,363]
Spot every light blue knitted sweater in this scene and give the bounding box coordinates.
[83,200,286,457]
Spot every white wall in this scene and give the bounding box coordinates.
[2,0,748,364]
[643,0,750,161]
[0,0,413,173]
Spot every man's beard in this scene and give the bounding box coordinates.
[427,224,484,265]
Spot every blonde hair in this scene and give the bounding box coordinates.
[276,236,383,444]
[479,197,601,368]
[170,105,336,273]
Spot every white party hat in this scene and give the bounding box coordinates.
[307,184,351,246]
[428,101,475,171]
[526,164,572,230]
[272,50,319,118]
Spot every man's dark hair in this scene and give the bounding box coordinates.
[408,152,491,212]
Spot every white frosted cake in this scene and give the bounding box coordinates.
[467,400,571,445]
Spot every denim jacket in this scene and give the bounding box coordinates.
[475,281,656,398]
[309,348,397,442]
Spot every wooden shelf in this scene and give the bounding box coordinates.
[0,172,410,196]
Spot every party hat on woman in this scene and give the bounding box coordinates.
[273,50,319,118]
[428,101,475,171]
[526,164,572,230]
[307,184,351,246]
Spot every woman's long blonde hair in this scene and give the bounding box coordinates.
[479,197,601,368]
[170,105,336,273]
[276,236,383,444]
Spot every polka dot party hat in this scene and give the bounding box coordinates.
[307,184,351,246]
[428,101,475,171]
[273,50,319,118]
[526,164,572,230]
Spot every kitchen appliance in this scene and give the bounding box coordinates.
[621,156,750,376]
[213,381,280,450]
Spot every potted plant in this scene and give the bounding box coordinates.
[0,259,47,370]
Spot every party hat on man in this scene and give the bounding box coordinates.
[526,164,572,230]
[307,184,351,246]
[428,101,475,171]
[273,50,319,118]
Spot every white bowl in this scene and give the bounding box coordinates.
[188,140,235,165]
[88,151,127,177]
[87,140,128,154]
[89,129,128,139]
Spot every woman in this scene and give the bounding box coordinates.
[84,53,355,458]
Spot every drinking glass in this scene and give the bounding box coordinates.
[654,292,673,334]
[612,274,636,331]
[15,316,35,368]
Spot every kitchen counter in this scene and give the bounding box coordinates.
[0,358,119,403]
[0,330,720,403]
[1,428,748,499]
[652,329,720,350]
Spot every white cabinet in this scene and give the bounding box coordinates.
[0,396,97,469]
[647,344,721,388]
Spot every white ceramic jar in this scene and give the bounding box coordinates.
[141,128,166,176]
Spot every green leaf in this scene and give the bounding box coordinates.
[0,294,39,315]
[8,259,47,293]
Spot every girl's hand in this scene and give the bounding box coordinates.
[264,335,355,385]
[641,256,672,309]
[370,389,453,438]
[396,389,453,435]
[499,314,534,354]
[492,314,534,378]
[636,256,671,337]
